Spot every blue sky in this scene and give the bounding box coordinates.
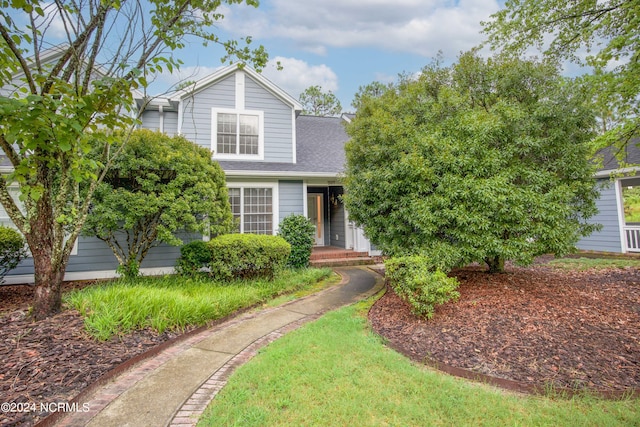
[154,0,502,112]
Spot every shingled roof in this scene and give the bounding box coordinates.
[597,139,640,171]
[217,115,350,177]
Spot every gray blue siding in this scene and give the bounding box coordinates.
[163,111,179,136]
[278,180,304,223]
[329,187,346,248]
[180,75,235,148]
[140,110,161,131]
[6,234,199,282]
[245,76,294,163]
[576,179,623,252]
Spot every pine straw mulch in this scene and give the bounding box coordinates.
[369,260,640,395]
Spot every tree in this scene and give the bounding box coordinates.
[351,81,389,111]
[299,85,342,116]
[83,130,233,278]
[482,0,640,152]
[0,0,269,319]
[344,51,600,273]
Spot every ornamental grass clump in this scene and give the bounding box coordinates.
[385,256,459,319]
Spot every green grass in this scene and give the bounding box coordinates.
[199,298,640,427]
[548,257,640,271]
[65,268,333,340]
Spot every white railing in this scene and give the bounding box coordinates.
[624,226,640,252]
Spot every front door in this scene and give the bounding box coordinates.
[307,194,324,246]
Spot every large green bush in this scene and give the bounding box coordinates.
[175,240,213,276]
[278,214,315,268]
[0,226,27,283]
[385,256,460,319]
[208,234,291,281]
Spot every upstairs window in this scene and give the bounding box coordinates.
[212,109,263,160]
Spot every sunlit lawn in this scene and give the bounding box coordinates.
[199,298,640,427]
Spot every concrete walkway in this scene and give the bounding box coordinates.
[53,267,384,427]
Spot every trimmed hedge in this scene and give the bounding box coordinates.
[385,256,460,319]
[278,214,315,268]
[175,240,213,276]
[0,226,27,283]
[208,234,291,281]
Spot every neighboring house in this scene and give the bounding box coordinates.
[576,140,640,253]
[1,63,377,283]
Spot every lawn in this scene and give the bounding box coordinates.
[199,298,640,427]
[65,268,334,340]
[548,256,640,270]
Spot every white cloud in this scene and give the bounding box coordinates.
[218,0,501,58]
[34,2,68,39]
[262,57,339,99]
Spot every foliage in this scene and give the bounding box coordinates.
[0,0,270,319]
[277,214,315,269]
[176,240,214,276]
[83,130,233,278]
[622,186,640,223]
[344,51,600,273]
[299,85,342,116]
[208,234,291,281]
[351,81,390,111]
[483,0,640,152]
[385,256,459,319]
[0,225,27,283]
[65,268,332,340]
[201,304,640,427]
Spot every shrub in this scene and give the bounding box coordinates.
[0,226,27,283]
[278,214,315,268]
[208,234,291,281]
[176,240,213,276]
[385,256,460,319]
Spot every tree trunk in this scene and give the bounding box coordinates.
[32,254,66,320]
[485,256,505,273]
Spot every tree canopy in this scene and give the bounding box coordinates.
[351,81,389,111]
[0,0,268,319]
[344,51,600,273]
[482,0,640,151]
[299,85,342,116]
[83,130,233,278]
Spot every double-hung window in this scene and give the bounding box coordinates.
[228,186,277,235]
[212,109,264,160]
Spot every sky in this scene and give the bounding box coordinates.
[153,0,503,112]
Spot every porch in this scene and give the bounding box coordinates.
[309,246,375,267]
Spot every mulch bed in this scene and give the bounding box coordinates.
[0,282,183,427]
[2,261,639,425]
[369,262,640,393]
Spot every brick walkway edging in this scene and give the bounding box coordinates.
[168,313,322,427]
[50,269,356,427]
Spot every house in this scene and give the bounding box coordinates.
[576,140,640,253]
[1,63,377,284]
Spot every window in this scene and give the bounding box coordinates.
[212,109,263,159]
[228,186,276,235]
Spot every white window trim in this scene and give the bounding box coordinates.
[211,108,264,161]
[227,182,279,235]
[0,185,78,256]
